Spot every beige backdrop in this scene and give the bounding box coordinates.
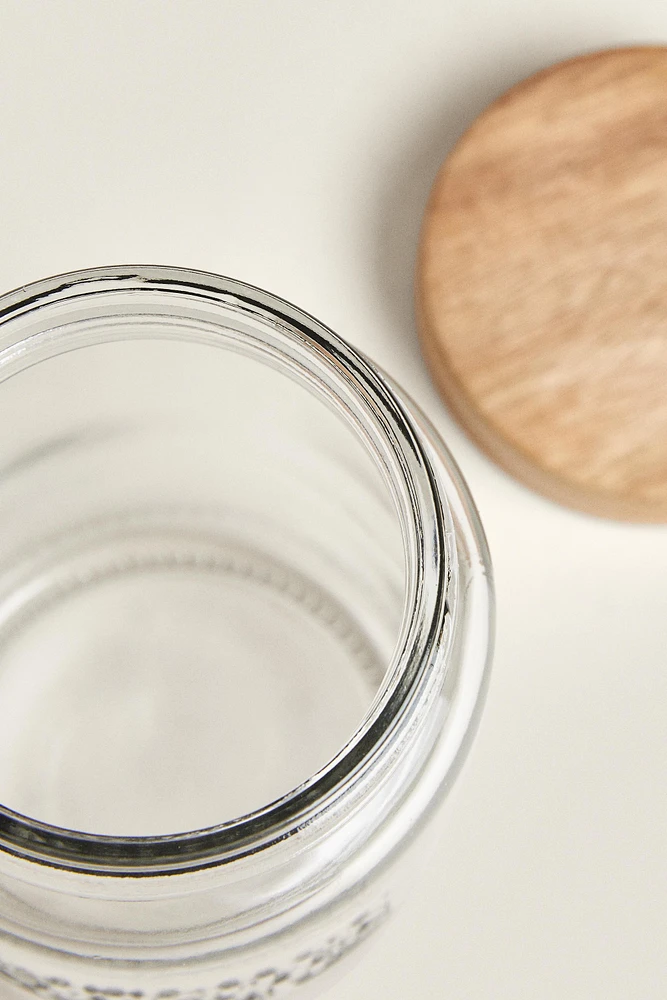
[0,3,665,998]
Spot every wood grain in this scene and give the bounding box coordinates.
[416,46,667,521]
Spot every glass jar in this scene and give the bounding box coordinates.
[0,267,492,1000]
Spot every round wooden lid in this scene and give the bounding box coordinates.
[416,47,667,521]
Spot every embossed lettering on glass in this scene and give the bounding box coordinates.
[0,268,492,1000]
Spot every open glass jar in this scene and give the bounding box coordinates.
[0,267,492,1000]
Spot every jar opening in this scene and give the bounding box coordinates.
[0,267,447,874]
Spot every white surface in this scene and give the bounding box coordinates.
[0,2,666,997]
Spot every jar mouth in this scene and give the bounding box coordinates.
[0,266,450,875]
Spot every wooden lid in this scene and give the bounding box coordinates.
[416,47,667,521]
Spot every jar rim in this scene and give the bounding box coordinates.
[0,265,453,876]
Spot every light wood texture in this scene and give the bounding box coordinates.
[416,46,667,521]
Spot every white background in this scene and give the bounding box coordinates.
[1,2,666,998]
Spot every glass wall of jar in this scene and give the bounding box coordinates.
[0,268,492,1000]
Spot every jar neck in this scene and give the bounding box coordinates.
[0,266,485,884]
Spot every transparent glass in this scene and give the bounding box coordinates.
[0,267,492,1000]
